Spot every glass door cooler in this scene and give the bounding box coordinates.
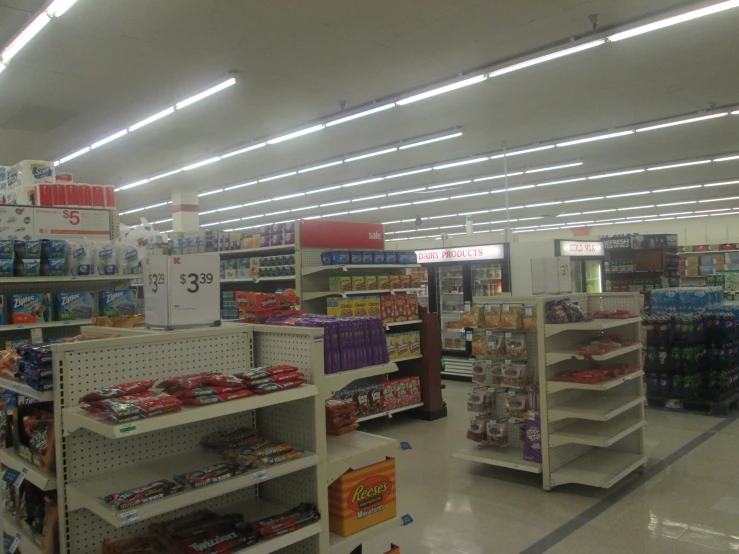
[437,264,466,353]
[554,239,605,293]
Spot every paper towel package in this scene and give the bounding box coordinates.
[8,160,55,188]
[0,166,8,204]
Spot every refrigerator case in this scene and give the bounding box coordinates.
[554,240,605,293]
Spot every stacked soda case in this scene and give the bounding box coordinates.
[262,313,389,374]
[649,287,724,314]
[644,311,739,401]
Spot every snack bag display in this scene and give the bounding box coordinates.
[484,304,501,328]
[499,304,522,329]
[522,305,537,331]
[471,333,488,356]
[505,333,527,359]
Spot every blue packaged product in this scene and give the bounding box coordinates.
[407,251,417,263]
[0,260,12,277]
[349,252,362,264]
[49,259,66,276]
[23,259,40,276]
[10,294,50,324]
[331,251,349,265]
[96,245,118,275]
[372,252,385,264]
[25,240,42,259]
[361,252,373,264]
[70,244,93,275]
[56,292,95,321]
[47,240,67,259]
[0,240,13,259]
[385,251,397,264]
[14,241,26,259]
[397,252,407,264]
[99,289,137,317]
[320,252,332,265]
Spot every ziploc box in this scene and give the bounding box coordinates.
[10,294,50,324]
[55,292,95,321]
[99,289,137,317]
[0,240,13,259]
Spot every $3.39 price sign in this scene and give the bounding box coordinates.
[179,272,214,293]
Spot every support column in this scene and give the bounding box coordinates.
[171,191,200,232]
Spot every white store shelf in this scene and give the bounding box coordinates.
[0,448,56,490]
[63,384,319,438]
[544,316,642,337]
[549,449,647,489]
[235,499,322,553]
[302,264,420,275]
[356,402,424,423]
[330,517,399,554]
[221,275,295,283]
[549,395,645,422]
[385,319,422,327]
[304,288,421,301]
[547,371,644,393]
[324,363,398,396]
[3,517,44,554]
[219,244,296,256]
[395,354,423,362]
[0,319,92,333]
[452,442,542,474]
[549,417,645,448]
[0,275,135,284]
[0,377,53,401]
[546,343,643,365]
[66,449,319,527]
[326,431,398,483]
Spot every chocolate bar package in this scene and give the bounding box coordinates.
[99,289,137,317]
[55,292,95,321]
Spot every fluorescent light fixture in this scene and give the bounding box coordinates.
[705,180,739,187]
[526,201,562,207]
[652,184,702,193]
[648,160,712,171]
[385,168,433,179]
[154,218,173,224]
[224,180,257,191]
[323,211,349,217]
[397,74,487,105]
[243,199,272,207]
[582,209,613,215]
[221,143,266,159]
[439,224,464,229]
[342,177,385,188]
[201,222,220,227]
[617,205,655,211]
[344,148,397,162]
[696,208,730,213]
[636,113,727,132]
[121,208,145,215]
[490,185,536,193]
[1,12,50,64]
[217,205,241,212]
[589,169,645,179]
[382,221,401,225]
[656,201,697,207]
[380,203,412,209]
[199,209,218,215]
[606,191,651,198]
[676,214,709,219]
[265,210,290,216]
[149,169,182,182]
[298,161,343,173]
[525,162,583,174]
[615,220,641,224]
[514,225,540,230]
[489,206,523,212]
[428,214,458,219]
[518,217,543,221]
[626,214,656,219]
[291,206,317,212]
[259,171,297,183]
[451,192,489,199]
[183,157,220,171]
[489,40,605,77]
[117,179,150,191]
[660,212,693,216]
[350,195,385,204]
[240,214,265,220]
[387,187,426,196]
[349,207,379,213]
[46,0,79,17]
[413,197,448,205]
[474,172,523,182]
[642,217,675,222]
[556,130,634,147]
[129,107,175,132]
[433,157,488,170]
[536,178,587,187]
[58,147,90,164]
[609,1,739,42]
[219,218,240,224]
[512,229,536,234]
[714,155,739,162]
[489,146,555,160]
[198,189,223,197]
[564,196,604,203]
[307,185,342,194]
[428,180,472,189]
[711,212,739,216]
[267,124,325,145]
[176,78,236,110]
[698,196,739,203]
[145,202,169,209]
[321,200,350,207]
[459,210,490,215]
[399,132,463,150]
[272,192,304,201]
[557,213,581,217]
[91,129,128,150]
[326,103,395,126]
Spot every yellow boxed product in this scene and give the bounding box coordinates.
[338,299,354,317]
[366,275,378,291]
[386,335,399,360]
[366,297,382,318]
[388,274,401,289]
[338,276,352,292]
[352,276,366,291]
[377,275,390,290]
[329,458,397,538]
[409,330,421,356]
[353,299,368,317]
[396,333,411,358]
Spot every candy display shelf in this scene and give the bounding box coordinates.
[322,363,398,398]
[303,287,421,301]
[3,516,44,554]
[545,342,642,365]
[0,377,53,401]
[546,371,644,393]
[326,431,398,483]
[548,449,648,489]
[356,402,425,423]
[452,443,543,474]
[0,448,57,490]
[548,395,645,422]
[330,517,399,554]
[544,316,642,337]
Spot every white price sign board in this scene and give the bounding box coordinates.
[33,207,111,238]
[144,254,220,329]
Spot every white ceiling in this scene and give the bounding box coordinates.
[1,0,738,234]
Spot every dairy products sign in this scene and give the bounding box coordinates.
[415,244,505,263]
[560,240,604,256]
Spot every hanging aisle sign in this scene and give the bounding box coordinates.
[415,244,505,263]
[144,254,220,329]
[559,240,604,256]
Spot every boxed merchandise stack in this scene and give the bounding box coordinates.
[221,291,239,319]
[386,331,421,360]
[381,377,421,412]
[259,253,295,277]
[259,222,295,248]
[320,250,417,266]
[233,290,301,323]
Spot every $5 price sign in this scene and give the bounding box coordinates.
[179,272,214,293]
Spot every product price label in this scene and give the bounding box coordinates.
[400,441,412,450]
[401,514,414,526]
[3,468,26,487]
[119,511,139,524]
[253,470,268,482]
[8,533,20,553]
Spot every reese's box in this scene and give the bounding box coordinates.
[10,293,50,324]
[329,458,397,537]
[55,292,95,321]
[98,289,137,317]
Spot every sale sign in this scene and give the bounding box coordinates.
[301,220,384,248]
[33,207,111,238]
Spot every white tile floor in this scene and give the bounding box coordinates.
[355,380,739,554]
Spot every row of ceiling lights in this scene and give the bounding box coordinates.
[112,0,739,196]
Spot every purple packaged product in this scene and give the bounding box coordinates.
[272,223,284,234]
[284,221,295,233]
[259,225,272,236]
[372,252,385,264]
[523,410,542,463]
[259,235,271,247]
[285,232,295,245]
[271,233,285,246]
[331,251,349,265]
[321,252,332,265]
[385,251,397,264]
[361,252,373,264]
[349,252,362,264]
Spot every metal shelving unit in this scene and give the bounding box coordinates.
[0,377,54,401]
[3,516,45,554]
[302,263,420,276]
[303,288,422,301]
[356,402,424,423]
[0,449,57,491]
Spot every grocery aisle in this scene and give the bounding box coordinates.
[358,381,733,554]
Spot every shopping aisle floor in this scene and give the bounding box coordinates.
[357,380,739,554]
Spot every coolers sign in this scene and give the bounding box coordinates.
[301,220,384,248]
[415,244,505,263]
[559,240,604,257]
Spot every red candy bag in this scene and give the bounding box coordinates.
[80,380,155,402]
[250,378,306,394]
[167,385,245,399]
[157,372,213,389]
